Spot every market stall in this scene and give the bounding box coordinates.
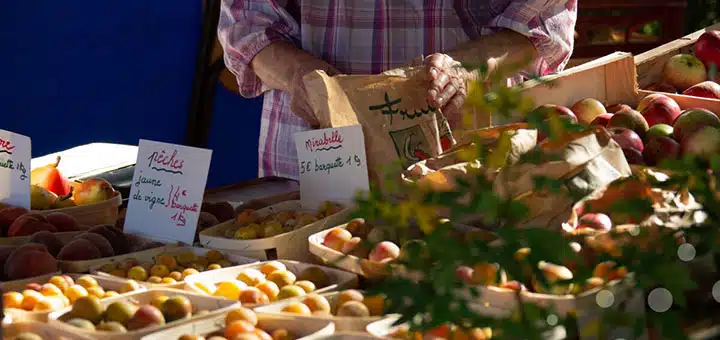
[4,23,720,340]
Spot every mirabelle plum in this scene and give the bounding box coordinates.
[259,261,287,276]
[267,270,296,288]
[281,302,312,315]
[225,307,258,327]
[255,281,280,301]
[76,275,99,289]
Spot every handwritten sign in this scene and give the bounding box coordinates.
[0,130,31,209]
[124,139,212,244]
[294,125,370,206]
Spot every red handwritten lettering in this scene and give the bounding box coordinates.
[0,138,15,152]
[148,149,184,172]
[305,130,344,152]
[166,185,199,227]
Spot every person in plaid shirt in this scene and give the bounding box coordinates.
[218,0,578,180]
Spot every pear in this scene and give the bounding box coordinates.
[72,178,116,206]
[30,156,71,196]
[52,188,76,209]
[31,185,58,210]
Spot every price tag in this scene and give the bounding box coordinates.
[124,139,212,244]
[0,130,31,209]
[294,125,370,206]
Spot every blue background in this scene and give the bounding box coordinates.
[0,1,262,188]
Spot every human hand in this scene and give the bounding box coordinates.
[423,54,472,126]
[289,62,340,127]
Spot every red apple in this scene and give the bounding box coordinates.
[606,104,631,114]
[682,126,720,160]
[577,213,612,231]
[682,81,720,99]
[640,95,682,127]
[672,108,720,143]
[571,98,607,124]
[609,127,644,152]
[591,113,613,127]
[694,30,720,71]
[643,136,680,166]
[644,82,678,93]
[663,54,707,91]
[455,266,474,283]
[531,104,577,142]
[623,148,645,165]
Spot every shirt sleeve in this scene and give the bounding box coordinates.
[217,0,300,98]
[483,0,578,77]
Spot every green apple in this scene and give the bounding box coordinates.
[645,124,673,142]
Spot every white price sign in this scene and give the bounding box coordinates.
[0,130,31,209]
[124,139,212,244]
[294,125,370,206]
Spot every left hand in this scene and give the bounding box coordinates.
[422,53,472,124]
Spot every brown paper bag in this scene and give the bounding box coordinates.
[303,68,455,182]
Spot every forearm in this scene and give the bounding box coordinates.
[250,41,337,92]
[445,29,538,73]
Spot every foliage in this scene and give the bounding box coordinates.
[351,57,720,339]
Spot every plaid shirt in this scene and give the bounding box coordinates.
[219,0,578,180]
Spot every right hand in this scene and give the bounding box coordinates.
[289,63,340,127]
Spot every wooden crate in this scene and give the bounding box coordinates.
[633,23,720,113]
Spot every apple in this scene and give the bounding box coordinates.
[623,148,645,165]
[672,108,720,143]
[609,127,644,152]
[577,213,612,231]
[645,124,674,142]
[591,113,613,127]
[694,30,720,71]
[637,93,667,112]
[571,98,607,124]
[682,81,720,99]
[644,82,678,93]
[682,126,720,160]
[663,54,707,91]
[530,104,577,142]
[608,108,649,138]
[606,104,631,114]
[643,136,680,166]
[640,95,682,127]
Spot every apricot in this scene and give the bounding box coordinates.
[48,275,70,293]
[106,301,138,324]
[533,261,575,295]
[71,296,104,323]
[225,307,258,326]
[337,301,370,317]
[255,281,280,301]
[110,269,127,278]
[337,290,364,307]
[119,280,142,293]
[301,294,331,315]
[150,295,169,309]
[295,280,315,293]
[156,255,178,269]
[276,285,306,300]
[65,284,89,303]
[86,286,105,298]
[150,264,170,278]
[66,318,96,331]
[127,266,148,281]
[455,266,474,283]
[584,277,605,291]
[40,283,63,297]
[182,268,201,279]
[225,320,256,339]
[362,295,386,316]
[148,276,163,284]
[217,260,233,267]
[20,290,44,311]
[271,329,296,340]
[214,281,245,300]
[254,329,273,340]
[195,256,210,267]
[29,231,64,256]
[126,305,166,330]
[104,291,120,298]
[259,261,286,276]
[239,287,270,305]
[162,277,178,285]
[194,282,215,295]
[237,269,266,286]
[368,241,400,262]
[75,232,115,258]
[236,209,259,225]
[499,281,526,291]
[96,321,128,332]
[208,264,222,270]
[322,228,352,251]
[32,297,64,312]
[281,302,312,315]
[267,270,296,288]
[206,250,225,263]
[169,271,183,281]
[77,275,99,289]
[296,267,329,288]
[4,291,24,309]
[162,295,193,322]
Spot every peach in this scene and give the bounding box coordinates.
[322,228,353,251]
[239,287,270,305]
[368,241,400,262]
[345,218,370,238]
[340,237,369,258]
[281,302,312,315]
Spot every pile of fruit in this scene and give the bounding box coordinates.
[278,289,384,318]
[59,293,208,333]
[3,275,142,313]
[223,202,343,240]
[30,156,117,210]
[0,206,87,237]
[0,224,162,281]
[175,307,298,340]
[97,249,234,285]
[533,93,720,166]
[642,30,720,97]
[192,262,331,305]
[387,323,493,340]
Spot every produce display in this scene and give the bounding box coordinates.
[3,274,142,313]
[224,201,343,240]
[642,30,720,97]
[386,323,493,340]
[29,157,117,210]
[192,261,333,305]
[97,249,236,285]
[322,218,409,264]
[173,307,298,340]
[57,293,209,333]
[277,289,385,318]
[0,208,86,237]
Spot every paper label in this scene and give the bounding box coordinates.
[124,139,212,244]
[294,125,370,206]
[0,130,31,209]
